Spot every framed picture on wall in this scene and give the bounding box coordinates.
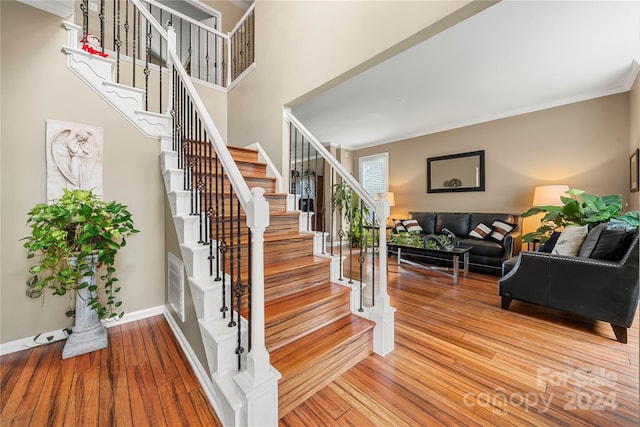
[631,149,639,193]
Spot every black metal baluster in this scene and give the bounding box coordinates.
[247,228,252,352]
[337,181,344,281]
[234,198,244,370]
[115,0,121,83]
[159,9,163,113]
[99,0,105,54]
[220,167,228,318]
[215,156,221,282]
[314,150,319,232]
[144,12,151,111]
[228,178,236,328]
[348,186,354,284]
[330,168,334,256]
[371,211,376,307]
[205,30,210,83]
[132,5,136,87]
[358,201,365,312]
[124,0,129,56]
[81,0,88,40]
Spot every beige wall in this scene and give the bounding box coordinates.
[630,72,640,212]
[1,1,165,343]
[354,93,631,236]
[227,0,490,171]
[201,0,245,33]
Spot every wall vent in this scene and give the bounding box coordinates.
[167,252,185,322]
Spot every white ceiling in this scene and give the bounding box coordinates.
[292,0,640,151]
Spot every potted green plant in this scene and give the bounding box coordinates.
[22,189,138,357]
[332,181,371,246]
[522,188,639,243]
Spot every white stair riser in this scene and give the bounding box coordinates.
[200,317,248,374]
[188,277,225,320]
[174,215,200,244]
[160,150,178,171]
[163,169,185,192]
[167,190,191,216]
[180,243,210,277]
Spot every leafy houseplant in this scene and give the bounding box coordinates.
[23,189,138,320]
[522,188,639,243]
[332,181,371,246]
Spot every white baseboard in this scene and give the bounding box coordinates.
[0,305,164,356]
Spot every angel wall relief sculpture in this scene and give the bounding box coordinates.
[46,120,104,203]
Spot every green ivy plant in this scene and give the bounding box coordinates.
[389,231,425,248]
[522,188,639,243]
[22,189,139,320]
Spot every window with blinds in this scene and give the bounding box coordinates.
[359,153,388,197]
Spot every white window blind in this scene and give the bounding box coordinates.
[359,153,388,197]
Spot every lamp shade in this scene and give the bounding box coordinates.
[376,192,395,207]
[532,185,569,206]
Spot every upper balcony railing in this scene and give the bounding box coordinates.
[76,0,255,112]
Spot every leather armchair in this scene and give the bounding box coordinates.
[499,232,639,343]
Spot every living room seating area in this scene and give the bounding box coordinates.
[391,212,522,275]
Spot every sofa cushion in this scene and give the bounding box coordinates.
[490,220,517,242]
[457,238,504,258]
[469,222,492,239]
[435,213,470,237]
[578,223,635,260]
[552,225,588,256]
[408,212,436,234]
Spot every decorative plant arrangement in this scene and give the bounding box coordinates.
[389,231,425,248]
[332,181,371,246]
[23,189,138,320]
[522,188,639,243]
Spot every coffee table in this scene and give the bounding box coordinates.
[387,243,471,285]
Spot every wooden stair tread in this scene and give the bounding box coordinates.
[271,315,373,365]
[264,254,330,272]
[264,231,314,243]
[265,283,350,323]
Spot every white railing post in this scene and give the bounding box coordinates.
[226,36,232,87]
[371,194,396,356]
[234,187,280,426]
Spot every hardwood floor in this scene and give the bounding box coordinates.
[0,315,221,426]
[1,260,638,426]
[282,260,640,426]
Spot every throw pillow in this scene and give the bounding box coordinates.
[392,219,407,233]
[402,219,424,233]
[578,223,634,260]
[469,222,492,240]
[490,220,517,242]
[552,225,588,256]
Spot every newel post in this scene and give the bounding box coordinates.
[371,194,396,356]
[234,187,281,426]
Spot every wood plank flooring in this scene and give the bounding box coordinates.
[282,260,640,426]
[0,315,221,426]
[1,259,638,426]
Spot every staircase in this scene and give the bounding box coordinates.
[183,140,374,417]
[59,2,395,423]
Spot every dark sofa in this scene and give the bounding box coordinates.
[402,212,522,274]
[499,226,639,343]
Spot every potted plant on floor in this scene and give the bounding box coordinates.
[22,188,138,358]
